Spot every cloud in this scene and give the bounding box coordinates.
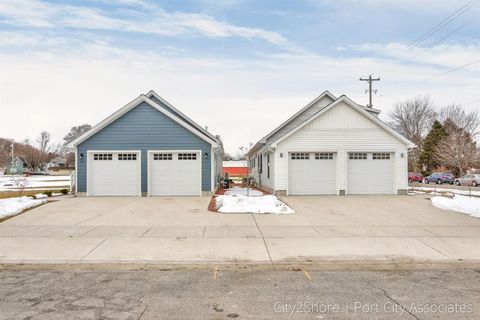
[0,0,301,51]
[1,39,479,153]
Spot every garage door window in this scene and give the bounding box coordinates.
[349,153,367,160]
[315,153,333,160]
[178,153,197,160]
[372,153,391,160]
[153,153,172,160]
[93,153,112,160]
[291,152,309,160]
[118,153,137,160]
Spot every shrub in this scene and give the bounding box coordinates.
[43,191,52,197]
[60,189,68,195]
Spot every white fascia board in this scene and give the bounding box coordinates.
[69,95,145,147]
[271,96,416,148]
[252,91,336,146]
[70,95,218,148]
[144,96,219,147]
[145,90,218,142]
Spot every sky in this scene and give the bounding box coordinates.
[0,0,479,155]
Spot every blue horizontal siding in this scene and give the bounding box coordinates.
[77,101,212,193]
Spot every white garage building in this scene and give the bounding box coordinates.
[248,91,415,195]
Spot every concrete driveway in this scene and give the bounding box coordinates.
[0,195,479,264]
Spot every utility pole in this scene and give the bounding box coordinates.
[10,139,14,163]
[359,75,380,108]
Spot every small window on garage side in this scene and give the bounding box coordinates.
[315,153,334,160]
[93,153,113,160]
[153,153,172,160]
[291,152,309,160]
[372,153,391,160]
[267,154,270,178]
[118,153,137,160]
[178,153,197,160]
[349,153,367,160]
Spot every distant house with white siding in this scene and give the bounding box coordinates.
[247,91,415,195]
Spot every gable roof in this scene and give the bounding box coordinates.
[271,95,416,148]
[70,93,219,147]
[145,90,218,142]
[248,91,336,155]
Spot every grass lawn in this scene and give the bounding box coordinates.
[0,189,68,199]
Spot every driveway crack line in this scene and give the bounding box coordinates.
[367,281,420,320]
[139,226,153,238]
[251,215,276,270]
[414,238,453,259]
[80,237,109,261]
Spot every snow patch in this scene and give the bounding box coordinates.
[0,197,47,219]
[431,195,480,218]
[0,175,71,191]
[410,186,480,197]
[224,187,264,196]
[216,194,294,214]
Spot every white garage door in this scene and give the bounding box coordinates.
[149,151,201,196]
[347,152,394,194]
[88,151,141,196]
[289,152,336,195]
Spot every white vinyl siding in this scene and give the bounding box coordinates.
[275,101,407,194]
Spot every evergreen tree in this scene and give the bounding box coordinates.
[420,120,447,171]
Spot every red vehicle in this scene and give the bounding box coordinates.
[408,172,424,183]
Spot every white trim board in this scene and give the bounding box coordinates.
[271,95,416,148]
[70,94,218,148]
[146,90,218,142]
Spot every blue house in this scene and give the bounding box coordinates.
[71,90,223,196]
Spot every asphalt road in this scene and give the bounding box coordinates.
[0,265,479,320]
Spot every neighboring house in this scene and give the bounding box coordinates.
[70,90,223,196]
[247,91,415,195]
[47,156,75,176]
[223,160,248,177]
[5,156,27,175]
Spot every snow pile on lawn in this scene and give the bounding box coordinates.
[224,187,264,196]
[0,197,47,219]
[410,186,480,197]
[216,194,294,214]
[431,195,480,218]
[0,175,71,191]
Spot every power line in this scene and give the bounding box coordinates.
[399,0,478,56]
[425,58,480,81]
[429,18,473,47]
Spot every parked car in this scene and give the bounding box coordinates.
[408,172,424,183]
[424,172,455,184]
[454,174,480,187]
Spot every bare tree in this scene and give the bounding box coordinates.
[438,104,479,137]
[37,131,51,153]
[10,175,29,198]
[63,124,92,145]
[389,95,436,171]
[434,122,480,176]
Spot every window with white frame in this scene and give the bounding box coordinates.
[93,153,113,160]
[153,153,172,160]
[291,152,309,160]
[178,153,197,160]
[349,153,367,160]
[315,153,334,160]
[372,152,391,160]
[118,153,137,161]
[267,154,270,178]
